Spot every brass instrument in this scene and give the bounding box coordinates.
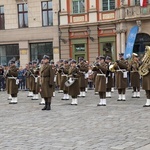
[138,46,150,76]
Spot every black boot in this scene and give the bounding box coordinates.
[46,102,51,110]
[42,102,47,110]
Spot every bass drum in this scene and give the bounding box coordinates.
[65,77,75,87]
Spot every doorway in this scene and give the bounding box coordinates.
[133,33,150,58]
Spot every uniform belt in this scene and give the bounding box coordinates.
[97,74,106,76]
[61,74,68,77]
[8,77,17,79]
[117,69,126,72]
[131,71,138,73]
[41,76,49,77]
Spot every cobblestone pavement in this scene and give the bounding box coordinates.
[0,89,150,150]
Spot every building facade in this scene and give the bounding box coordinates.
[59,0,150,63]
[0,0,59,66]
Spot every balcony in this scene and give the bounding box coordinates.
[125,5,150,19]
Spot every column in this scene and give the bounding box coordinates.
[116,30,121,59]
[61,0,67,12]
[120,29,126,53]
[19,41,29,67]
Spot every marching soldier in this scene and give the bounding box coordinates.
[78,57,88,97]
[92,56,100,94]
[92,56,107,106]
[6,60,19,104]
[3,65,12,100]
[24,62,33,97]
[129,53,141,98]
[105,56,114,98]
[26,62,34,97]
[114,53,129,101]
[139,46,150,107]
[59,60,70,100]
[30,60,40,100]
[68,60,80,105]
[39,59,45,105]
[40,55,54,110]
[56,59,64,93]
[50,60,57,97]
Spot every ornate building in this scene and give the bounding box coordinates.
[0,0,59,66]
[59,0,150,63]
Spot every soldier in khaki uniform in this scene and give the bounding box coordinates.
[78,57,88,97]
[40,55,54,110]
[92,56,108,106]
[129,53,141,98]
[25,62,32,96]
[30,60,40,100]
[56,59,64,93]
[140,46,150,107]
[59,60,70,100]
[105,56,114,98]
[92,56,100,95]
[114,53,129,101]
[6,60,19,104]
[68,60,80,105]
[27,62,34,97]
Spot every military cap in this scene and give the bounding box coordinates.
[43,55,49,59]
[64,60,68,64]
[28,61,32,65]
[99,55,105,60]
[70,59,76,64]
[105,56,112,60]
[79,57,84,61]
[68,58,72,61]
[59,59,63,63]
[32,60,37,64]
[50,60,54,64]
[132,53,138,57]
[119,53,124,56]
[10,60,15,64]
[96,56,99,60]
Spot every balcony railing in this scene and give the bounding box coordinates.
[125,5,150,18]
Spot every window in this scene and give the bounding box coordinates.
[102,0,115,11]
[75,44,85,52]
[0,44,19,66]
[0,6,4,30]
[30,42,53,62]
[72,0,85,14]
[42,1,53,26]
[18,3,28,28]
[102,42,114,60]
[135,0,140,5]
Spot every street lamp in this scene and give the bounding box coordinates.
[59,30,67,44]
[87,28,95,42]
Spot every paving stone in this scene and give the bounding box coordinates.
[0,89,149,149]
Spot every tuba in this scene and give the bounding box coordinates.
[138,46,150,76]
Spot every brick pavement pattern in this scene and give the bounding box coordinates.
[0,89,150,150]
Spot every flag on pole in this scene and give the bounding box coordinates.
[140,0,147,7]
[124,26,139,60]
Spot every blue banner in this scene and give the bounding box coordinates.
[124,25,139,59]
